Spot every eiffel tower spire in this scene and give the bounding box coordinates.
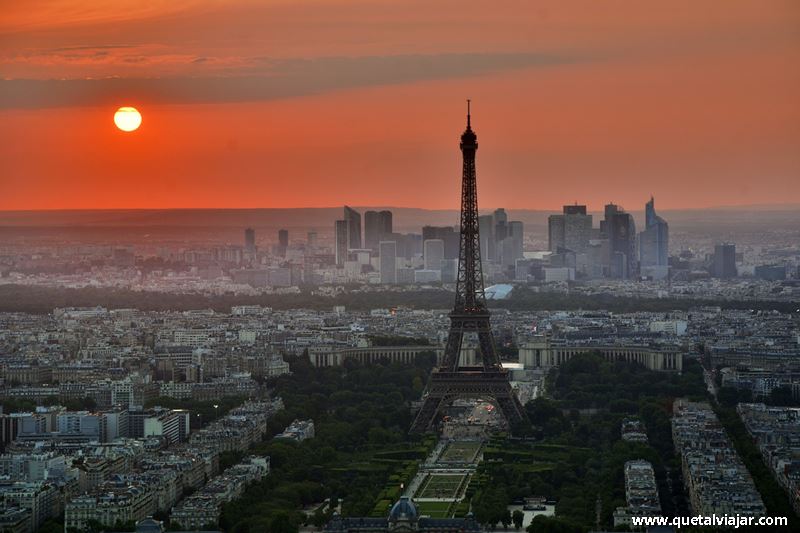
[454,98,485,314]
[410,103,527,434]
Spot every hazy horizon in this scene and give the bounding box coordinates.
[1,204,798,248]
[2,201,800,215]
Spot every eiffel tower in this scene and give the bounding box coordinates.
[410,101,527,434]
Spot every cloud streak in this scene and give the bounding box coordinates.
[0,52,583,109]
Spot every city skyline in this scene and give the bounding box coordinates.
[2,4,800,532]
[2,1,800,211]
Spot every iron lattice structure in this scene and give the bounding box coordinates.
[410,102,527,434]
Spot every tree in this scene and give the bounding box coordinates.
[525,397,562,426]
[526,516,583,533]
[717,386,750,407]
[500,509,512,530]
[768,386,796,407]
[38,521,64,533]
[412,376,424,396]
[512,510,524,530]
[310,507,327,529]
[270,511,298,533]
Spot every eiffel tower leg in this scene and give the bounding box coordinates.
[410,394,444,434]
[476,327,500,371]
[442,321,465,370]
[495,393,526,427]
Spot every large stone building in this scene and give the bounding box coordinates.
[518,335,682,372]
[307,346,441,368]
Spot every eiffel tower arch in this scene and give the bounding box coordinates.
[410,102,528,434]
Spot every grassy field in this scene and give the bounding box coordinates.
[416,473,468,499]
[416,501,454,518]
[439,441,482,463]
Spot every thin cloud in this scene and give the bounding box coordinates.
[0,52,584,109]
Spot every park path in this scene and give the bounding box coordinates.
[402,438,485,515]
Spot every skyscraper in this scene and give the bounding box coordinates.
[493,208,508,225]
[548,205,592,254]
[712,243,737,278]
[508,220,524,261]
[423,239,445,271]
[422,226,459,260]
[478,214,495,262]
[604,203,637,279]
[496,221,524,268]
[276,229,289,258]
[244,228,256,252]
[639,197,669,277]
[334,220,348,266]
[563,204,586,216]
[364,210,393,251]
[547,214,566,252]
[379,241,397,284]
[343,206,362,250]
[493,208,508,262]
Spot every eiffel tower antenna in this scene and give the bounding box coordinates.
[410,102,528,434]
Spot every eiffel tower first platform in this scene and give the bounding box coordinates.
[410,102,527,434]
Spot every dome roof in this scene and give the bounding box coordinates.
[388,497,418,521]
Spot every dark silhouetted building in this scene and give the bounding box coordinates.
[343,206,362,250]
[603,203,637,279]
[334,220,348,266]
[276,229,289,257]
[379,241,397,284]
[364,210,393,251]
[422,226,459,261]
[754,264,786,281]
[478,214,495,262]
[493,208,508,262]
[639,197,669,279]
[548,204,592,254]
[712,243,737,278]
[244,228,256,252]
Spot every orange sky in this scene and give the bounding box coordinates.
[1,0,799,211]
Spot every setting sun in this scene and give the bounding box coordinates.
[114,107,142,132]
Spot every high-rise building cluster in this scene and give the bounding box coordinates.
[546,198,669,281]
[478,208,524,269]
[331,206,523,285]
[220,200,766,289]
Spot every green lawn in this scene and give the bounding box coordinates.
[416,501,454,518]
[439,441,482,463]
[416,473,468,499]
